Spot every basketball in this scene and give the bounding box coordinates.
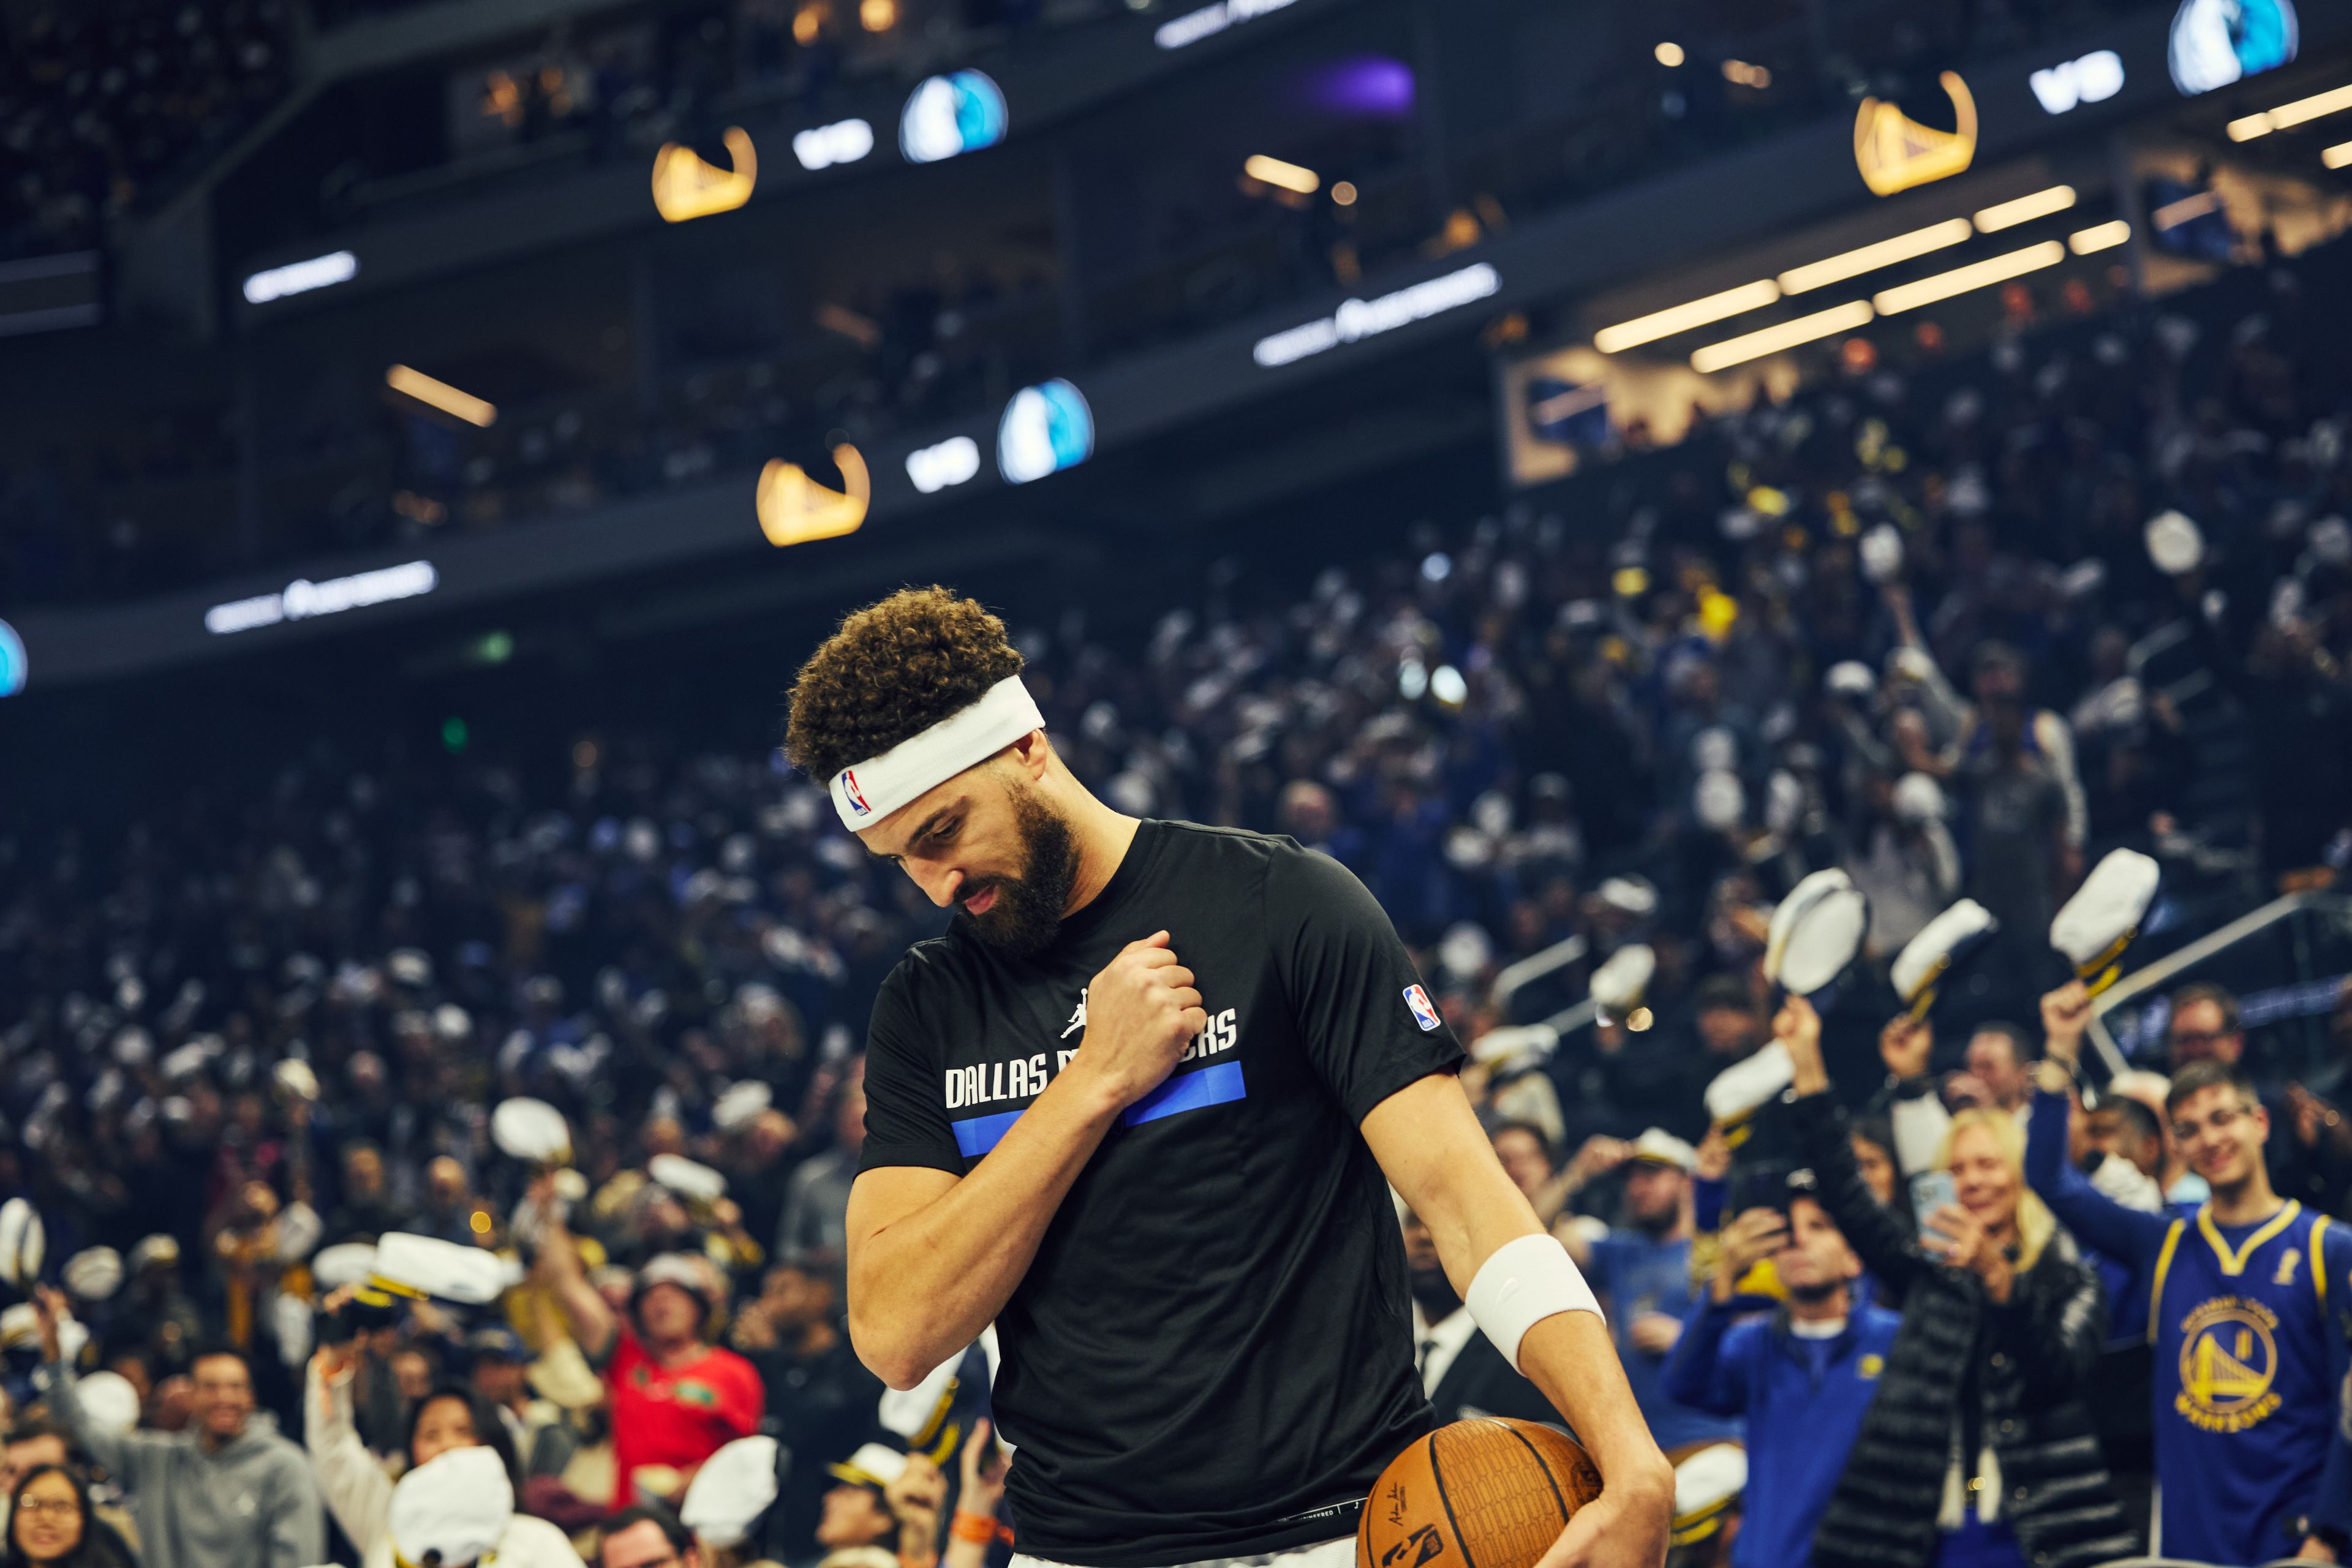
[1357,1419,1604,1568]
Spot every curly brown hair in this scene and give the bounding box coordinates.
[785,586,1025,782]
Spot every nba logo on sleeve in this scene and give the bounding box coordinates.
[1403,984,1441,1032]
[839,769,872,818]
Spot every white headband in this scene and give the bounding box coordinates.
[829,676,1046,831]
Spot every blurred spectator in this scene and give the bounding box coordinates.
[534,1185,763,1511]
[465,1328,576,1482]
[1664,1193,1898,1568]
[595,1501,701,1568]
[36,1291,322,1568]
[5,1461,137,1568]
[729,1265,883,1552]
[1400,1208,1551,1425]
[775,1061,866,1285]
[1558,1129,1739,1449]
[1781,998,2132,1568]
[303,1297,584,1568]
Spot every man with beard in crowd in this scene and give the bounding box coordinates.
[786,587,1671,1568]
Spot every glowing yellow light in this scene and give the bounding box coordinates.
[1627,1006,1655,1031]
[386,364,496,427]
[2227,114,2274,141]
[1722,59,1771,88]
[2069,220,2130,254]
[1871,241,2064,314]
[1973,184,2076,232]
[651,127,757,223]
[756,443,869,546]
[1779,219,1973,293]
[1854,70,1977,197]
[2152,190,2222,230]
[793,3,825,42]
[1613,566,1650,597]
[2233,82,2352,140]
[860,0,895,28]
[470,1210,493,1235]
[1689,300,1875,373]
[2323,140,2352,170]
[1331,180,1358,206]
[1655,42,1684,66]
[1243,154,1319,194]
[1596,279,1781,353]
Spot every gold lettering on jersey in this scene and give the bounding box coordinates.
[2175,1297,2282,1433]
[2274,1250,2302,1287]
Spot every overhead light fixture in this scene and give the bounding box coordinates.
[1872,239,2065,313]
[1331,180,1359,206]
[792,118,874,171]
[1253,262,1500,367]
[1778,219,1972,293]
[756,445,869,546]
[205,561,440,636]
[1243,154,1319,194]
[650,127,756,222]
[2223,80,2352,138]
[2070,220,2132,254]
[1721,59,1771,88]
[243,251,358,304]
[1973,184,2076,232]
[386,364,497,427]
[0,619,23,698]
[1690,300,1873,373]
[2030,49,2125,114]
[900,70,1008,164]
[1855,70,1977,195]
[905,435,982,494]
[2152,189,2223,228]
[1654,42,1684,67]
[1595,279,1779,353]
[1153,0,1295,50]
[2326,140,2352,168]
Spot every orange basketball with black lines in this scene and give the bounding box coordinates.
[1357,1419,1604,1568]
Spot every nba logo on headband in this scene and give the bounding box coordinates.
[839,769,872,818]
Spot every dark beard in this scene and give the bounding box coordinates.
[956,780,1079,960]
[1786,1279,1844,1306]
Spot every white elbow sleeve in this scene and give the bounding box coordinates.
[1466,1233,1604,1374]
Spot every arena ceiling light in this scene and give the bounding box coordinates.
[0,619,24,698]
[2225,81,2352,140]
[1689,300,1873,374]
[998,380,1095,484]
[1973,184,2076,232]
[650,128,756,222]
[204,562,439,636]
[1153,0,1294,51]
[1243,154,1319,194]
[905,435,982,494]
[1871,239,2065,313]
[900,70,1008,164]
[1252,262,1501,368]
[793,118,874,171]
[242,251,357,305]
[2070,220,2132,254]
[2326,140,2352,169]
[386,365,497,428]
[2169,0,2297,96]
[1777,219,1972,294]
[2029,49,2125,114]
[1594,279,1780,353]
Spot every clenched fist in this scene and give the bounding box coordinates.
[1070,932,1207,1112]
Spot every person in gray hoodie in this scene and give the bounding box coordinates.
[33,1288,323,1568]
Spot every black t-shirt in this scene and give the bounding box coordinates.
[861,821,1466,1567]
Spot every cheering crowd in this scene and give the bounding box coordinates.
[4,239,2352,1568]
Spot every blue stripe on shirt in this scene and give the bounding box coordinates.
[948,1059,1246,1158]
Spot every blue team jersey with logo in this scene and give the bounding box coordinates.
[2027,1089,2352,1566]
[2146,1202,2351,1563]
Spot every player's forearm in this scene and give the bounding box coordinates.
[850,1070,1124,1387]
[1520,1312,1674,1501]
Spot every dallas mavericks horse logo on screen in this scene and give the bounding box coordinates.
[840,769,873,817]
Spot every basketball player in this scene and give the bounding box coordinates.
[786,589,1672,1568]
[2030,981,2352,1563]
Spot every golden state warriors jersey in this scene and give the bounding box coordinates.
[2147,1201,2352,1563]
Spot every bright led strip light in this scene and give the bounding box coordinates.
[1253,262,1500,368]
[2326,140,2352,169]
[204,561,439,636]
[1973,184,2076,232]
[1690,300,1873,373]
[2070,220,2131,254]
[1154,0,1294,49]
[2226,81,2352,139]
[2152,190,2223,229]
[1872,240,2065,313]
[1778,219,1972,294]
[1595,279,1780,353]
[386,364,497,428]
[243,251,357,304]
[1244,154,1319,194]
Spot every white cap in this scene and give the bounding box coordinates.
[128,1234,179,1273]
[1597,876,1659,918]
[1765,870,1868,996]
[829,1442,911,1490]
[491,1098,571,1164]
[2146,510,2206,575]
[272,1058,320,1103]
[714,1080,774,1133]
[1891,899,2001,1008]
[1825,660,1877,697]
[0,1198,44,1289]
[313,1242,379,1291]
[682,1434,782,1547]
[1892,772,1947,824]
[72,1370,141,1436]
[647,1154,729,1204]
[1589,944,1656,1017]
[62,1246,123,1302]
[388,1444,513,1567]
[2051,848,2161,973]
[1673,1442,1748,1534]
[1627,1127,1698,1172]
[1705,1041,1794,1128]
[1860,524,1904,584]
[371,1234,518,1306]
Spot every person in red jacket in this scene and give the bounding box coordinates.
[534,1179,763,1509]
